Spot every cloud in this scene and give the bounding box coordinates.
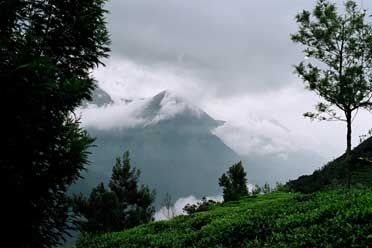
[205,84,372,158]
[104,0,356,97]
[154,195,223,221]
[93,58,206,102]
[79,101,146,130]
[207,85,321,156]
[88,0,372,163]
[105,0,296,96]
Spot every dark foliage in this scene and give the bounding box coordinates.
[109,151,156,229]
[72,184,121,233]
[73,151,156,234]
[0,0,110,247]
[219,161,248,202]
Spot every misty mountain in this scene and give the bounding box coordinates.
[73,88,325,205]
[73,90,239,204]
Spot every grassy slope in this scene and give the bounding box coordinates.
[287,137,372,193]
[77,189,372,248]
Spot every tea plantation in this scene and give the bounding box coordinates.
[76,188,372,248]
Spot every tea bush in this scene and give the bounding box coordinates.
[76,189,372,248]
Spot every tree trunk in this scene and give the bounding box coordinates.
[346,111,352,155]
[345,110,352,189]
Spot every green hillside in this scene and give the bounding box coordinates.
[287,137,372,193]
[74,137,372,248]
[76,188,372,248]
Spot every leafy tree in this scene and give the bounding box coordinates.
[292,0,372,156]
[0,0,110,247]
[219,161,248,202]
[109,151,156,229]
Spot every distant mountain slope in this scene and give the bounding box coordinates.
[82,86,113,107]
[287,137,372,193]
[73,90,239,204]
[243,150,324,186]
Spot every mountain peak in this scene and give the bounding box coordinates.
[82,88,224,130]
[143,90,225,129]
[151,89,183,105]
[153,89,170,99]
[149,90,178,106]
[140,90,192,121]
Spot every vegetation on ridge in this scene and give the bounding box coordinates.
[287,136,372,193]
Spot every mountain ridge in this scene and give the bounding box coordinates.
[75,87,325,204]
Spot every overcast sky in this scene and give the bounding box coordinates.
[91,0,371,161]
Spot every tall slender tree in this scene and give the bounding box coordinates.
[292,0,372,156]
[109,151,156,229]
[0,0,110,247]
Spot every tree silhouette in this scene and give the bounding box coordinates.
[73,151,156,234]
[0,0,110,247]
[109,151,156,229]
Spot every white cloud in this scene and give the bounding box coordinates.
[79,100,147,130]
[88,59,372,160]
[93,58,207,103]
[87,0,372,163]
[154,195,223,221]
[204,83,372,159]
[104,0,323,96]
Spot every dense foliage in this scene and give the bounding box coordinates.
[73,151,156,234]
[219,161,249,202]
[73,183,121,233]
[76,188,372,248]
[0,0,110,247]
